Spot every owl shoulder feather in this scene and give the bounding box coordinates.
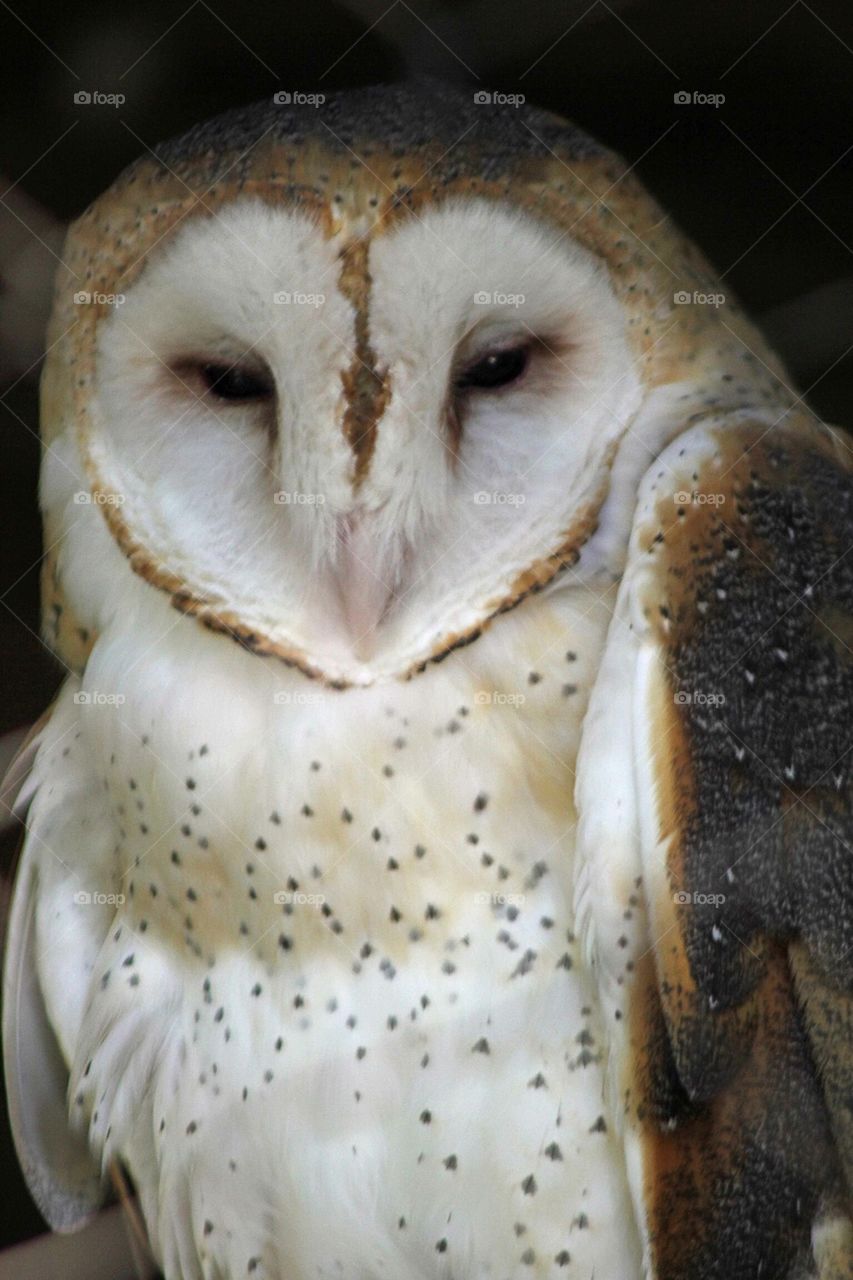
[578,410,853,1278]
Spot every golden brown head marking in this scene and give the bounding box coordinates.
[336,236,391,485]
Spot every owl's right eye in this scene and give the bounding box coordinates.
[200,363,274,401]
[456,345,530,392]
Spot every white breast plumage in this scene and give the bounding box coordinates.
[26,581,640,1279]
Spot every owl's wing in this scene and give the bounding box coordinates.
[577,411,853,1279]
[2,698,107,1231]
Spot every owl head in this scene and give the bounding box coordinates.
[40,84,789,686]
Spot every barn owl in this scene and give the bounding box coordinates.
[3,83,852,1280]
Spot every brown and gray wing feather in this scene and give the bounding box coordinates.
[629,417,853,1278]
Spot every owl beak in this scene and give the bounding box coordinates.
[335,515,395,657]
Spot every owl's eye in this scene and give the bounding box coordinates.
[456,345,529,391]
[200,363,273,401]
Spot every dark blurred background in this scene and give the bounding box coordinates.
[1,0,852,1256]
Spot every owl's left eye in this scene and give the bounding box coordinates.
[456,345,529,392]
[200,363,274,401]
